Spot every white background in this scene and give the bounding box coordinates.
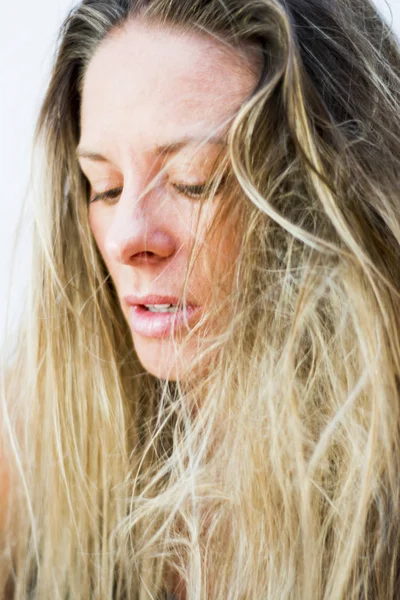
[1,0,399,348]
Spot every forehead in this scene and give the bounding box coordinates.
[79,18,259,157]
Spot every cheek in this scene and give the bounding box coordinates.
[210,228,239,292]
[88,205,101,240]
[201,201,240,272]
[88,207,112,269]
[188,219,239,313]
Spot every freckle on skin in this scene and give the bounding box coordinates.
[81,18,259,380]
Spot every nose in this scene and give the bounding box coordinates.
[103,185,177,266]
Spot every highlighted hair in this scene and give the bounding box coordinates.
[1,0,400,598]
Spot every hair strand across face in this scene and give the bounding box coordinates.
[2,1,400,598]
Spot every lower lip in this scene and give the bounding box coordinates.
[128,305,201,339]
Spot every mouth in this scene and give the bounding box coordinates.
[127,303,201,339]
[140,303,180,313]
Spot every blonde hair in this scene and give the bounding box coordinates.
[1,0,400,598]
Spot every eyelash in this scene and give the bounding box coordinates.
[89,179,224,204]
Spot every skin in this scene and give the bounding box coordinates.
[78,18,259,381]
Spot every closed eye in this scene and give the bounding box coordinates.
[172,182,209,199]
[89,187,123,203]
[89,175,226,204]
[172,175,227,200]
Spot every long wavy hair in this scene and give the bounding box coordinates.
[1,0,400,598]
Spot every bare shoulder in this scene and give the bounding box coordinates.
[0,440,13,599]
[0,367,25,540]
[0,437,10,533]
[0,378,11,534]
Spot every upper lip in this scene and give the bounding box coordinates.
[124,294,198,306]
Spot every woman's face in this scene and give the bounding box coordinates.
[78,19,258,381]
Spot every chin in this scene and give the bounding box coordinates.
[132,333,197,382]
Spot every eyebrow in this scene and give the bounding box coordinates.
[76,135,227,162]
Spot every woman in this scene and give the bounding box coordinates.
[1,0,400,598]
